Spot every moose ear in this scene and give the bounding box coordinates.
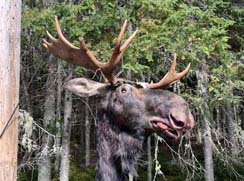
[64,78,108,97]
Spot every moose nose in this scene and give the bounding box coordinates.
[169,113,186,130]
[169,110,194,130]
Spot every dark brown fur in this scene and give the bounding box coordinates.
[94,83,194,180]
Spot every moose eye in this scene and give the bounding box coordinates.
[121,88,127,94]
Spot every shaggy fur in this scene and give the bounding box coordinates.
[95,112,147,181]
[88,84,193,181]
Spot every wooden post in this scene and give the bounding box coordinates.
[0,0,21,180]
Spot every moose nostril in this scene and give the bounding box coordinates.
[176,120,185,128]
[174,119,185,128]
[170,114,185,128]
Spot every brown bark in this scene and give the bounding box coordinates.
[0,1,21,180]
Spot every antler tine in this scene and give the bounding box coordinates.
[103,21,137,79]
[120,30,138,52]
[103,20,128,75]
[109,30,138,68]
[148,54,191,89]
[115,20,127,49]
[43,16,138,84]
[43,39,51,47]
[54,16,78,49]
[43,16,102,71]
[78,37,101,67]
[46,31,57,42]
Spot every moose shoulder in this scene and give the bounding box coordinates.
[43,16,194,181]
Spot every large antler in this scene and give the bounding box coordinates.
[43,16,137,83]
[148,54,191,89]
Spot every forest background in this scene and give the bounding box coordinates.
[19,0,243,180]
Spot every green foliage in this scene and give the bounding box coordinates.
[20,0,244,180]
[22,0,240,78]
[69,163,95,181]
[18,169,38,181]
[214,158,244,181]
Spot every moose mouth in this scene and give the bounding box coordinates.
[150,117,180,140]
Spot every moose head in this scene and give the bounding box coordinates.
[43,16,194,180]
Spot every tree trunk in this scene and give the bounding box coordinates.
[80,102,85,165]
[147,136,152,181]
[226,102,238,155]
[195,109,202,144]
[219,106,226,134]
[20,64,32,114]
[215,107,221,132]
[85,97,91,166]
[0,1,21,180]
[226,102,234,143]
[197,61,214,181]
[38,0,55,178]
[54,62,63,173]
[241,104,244,130]
[60,71,73,181]
[203,117,214,181]
[38,59,56,181]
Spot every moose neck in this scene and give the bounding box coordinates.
[95,113,146,181]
